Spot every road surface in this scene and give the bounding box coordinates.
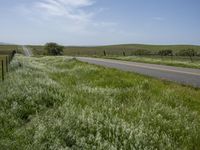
[77,57,200,88]
[22,46,32,57]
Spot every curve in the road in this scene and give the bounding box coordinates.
[22,46,32,57]
[77,57,200,88]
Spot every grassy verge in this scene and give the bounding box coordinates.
[102,55,200,69]
[0,55,200,149]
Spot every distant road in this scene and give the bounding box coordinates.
[77,57,200,88]
[22,46,32,57]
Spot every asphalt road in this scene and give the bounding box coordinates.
[77,57,200,88]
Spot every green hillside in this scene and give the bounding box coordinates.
[28,44,200,56]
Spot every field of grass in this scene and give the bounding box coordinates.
[28,44,200,56]
[0,45,21,54]
[0,55,200,149]
[104,55,200,69]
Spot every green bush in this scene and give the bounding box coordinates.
[132,49,151,56]
[177,49,197,61]
[45,43,64,56]
[158,49,173,56]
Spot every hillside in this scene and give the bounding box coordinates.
[28,44,200,56]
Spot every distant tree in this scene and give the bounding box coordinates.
[158,49,173,56]
[133,49,151,56]
[45,43,64,56]
[178,49,197,62]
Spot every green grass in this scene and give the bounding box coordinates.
[0,45,23,54]
[28,44,200,56]
[103,55,200,69]
[0,55,200,149]
[28,44,200,68]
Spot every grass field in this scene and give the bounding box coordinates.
[104,55,200,69]
[0,45,21,54]
[0,55,200,149]
[28,44,200,56]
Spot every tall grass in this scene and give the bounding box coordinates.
[105,55,200,69]
[0,55,200,149]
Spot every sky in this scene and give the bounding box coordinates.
[0,0,200,45]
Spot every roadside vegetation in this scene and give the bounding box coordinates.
[104,55,200,69]
[0,48,16,81]
[27,44,200,68]
[0,55,200,149]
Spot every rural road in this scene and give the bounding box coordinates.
[77,57,200,88]
[22,46,32,57]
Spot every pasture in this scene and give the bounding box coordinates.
[28,44,200,68]
[105,55,200,69]
[0,55,200,149]
[28,44,200,56]
[0,45,20,54]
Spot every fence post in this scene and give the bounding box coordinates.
[9,55,11,64]
[1,60,4,81]
[6,56,8,72]
[123,51,126,56]
[104,50,106,56]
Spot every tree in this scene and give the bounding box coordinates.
[45,43,64,56]
[178,49,197,62]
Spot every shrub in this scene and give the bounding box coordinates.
[158,49,173,56]
[177,49,197,62]
[45,43,64,56]
[132,49,151,56]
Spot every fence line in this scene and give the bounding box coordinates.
[0,50,16,81]
[1,60,4,81]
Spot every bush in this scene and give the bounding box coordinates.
[45,43,64,56]
[177,49,197,62]
[158,49,173,56]
[132,49,151,56]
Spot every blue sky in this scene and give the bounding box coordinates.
[0,0,199,45]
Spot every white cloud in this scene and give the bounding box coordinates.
[17,0,118,35]
[34,0,94,22]
[14,0,121,45]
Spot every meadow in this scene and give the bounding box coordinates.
[0,45,21,54]
[27,44,200,68]
[28,44,200,56]
[104,55,200,69]
[0,55,200,149]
